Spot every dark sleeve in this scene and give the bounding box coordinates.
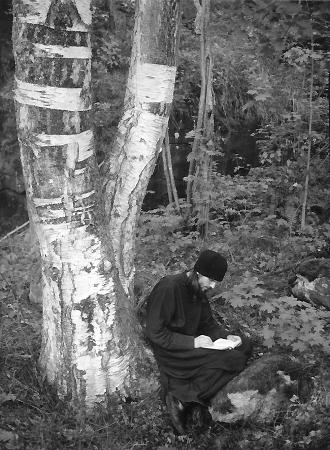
[145,282,194,350]
[197,301,227,340]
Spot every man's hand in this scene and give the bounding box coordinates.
[227,335,242,347]
[194,335,213,348]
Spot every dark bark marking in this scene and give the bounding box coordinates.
[23,23,89,47]
[147,102,171,116]
[35,196,96,212]
[140,0,180,65]
[17,106,90,135]
[38,211,96,225]
[74,297,96,350]
[16,55,91,88]
[74,297,95,332]
[46,0,87,31]
[14,22,91,87]
[96,294,111,315]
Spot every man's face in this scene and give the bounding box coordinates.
[197,274,217,292]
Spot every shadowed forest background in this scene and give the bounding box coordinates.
[0,0,330,449]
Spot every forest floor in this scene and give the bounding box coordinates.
[0,203,330,450]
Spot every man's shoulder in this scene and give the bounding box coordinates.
[157,272,186,288]
[147,272,188,309]
[160,272,187,285]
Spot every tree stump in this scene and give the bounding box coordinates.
[210,354,311,425]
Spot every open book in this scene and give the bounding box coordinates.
[202,336,242,350]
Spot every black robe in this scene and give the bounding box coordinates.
[145,272,252,404]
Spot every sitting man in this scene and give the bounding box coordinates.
[145,249,252,433]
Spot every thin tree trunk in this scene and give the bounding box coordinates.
[196,53,214,239]
[102,0,181,293]
[167,133,181,214]
[185,0,207,210]
[301,30,314,229]
[162,129,181,212]
[12,0,130,411]
[328,71,330,170]
[185,0,214,239]
[162,134,174,205]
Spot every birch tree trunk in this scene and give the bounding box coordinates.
[102,0,181,295]
[12,0,181,412]
[12,0,131,411]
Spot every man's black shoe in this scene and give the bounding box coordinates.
[165,392,186,434]
[185,403,213,431]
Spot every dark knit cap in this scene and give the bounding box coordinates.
[194,250,228,282]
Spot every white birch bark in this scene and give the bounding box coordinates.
[12,0,181,412]
[103,0,181,295]
[12,0,131,410]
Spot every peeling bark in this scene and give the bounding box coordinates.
[102,0,181,294]
[13,0,181,412]
[12,0,131,410]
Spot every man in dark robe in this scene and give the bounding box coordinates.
[145,250,252,433]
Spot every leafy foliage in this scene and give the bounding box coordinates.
[3,213,330,448]
[222,274,330,355]
[2,211,330,449]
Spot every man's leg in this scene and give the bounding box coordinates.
[165,392,186,434]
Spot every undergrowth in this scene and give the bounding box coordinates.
[0,199,330,449]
